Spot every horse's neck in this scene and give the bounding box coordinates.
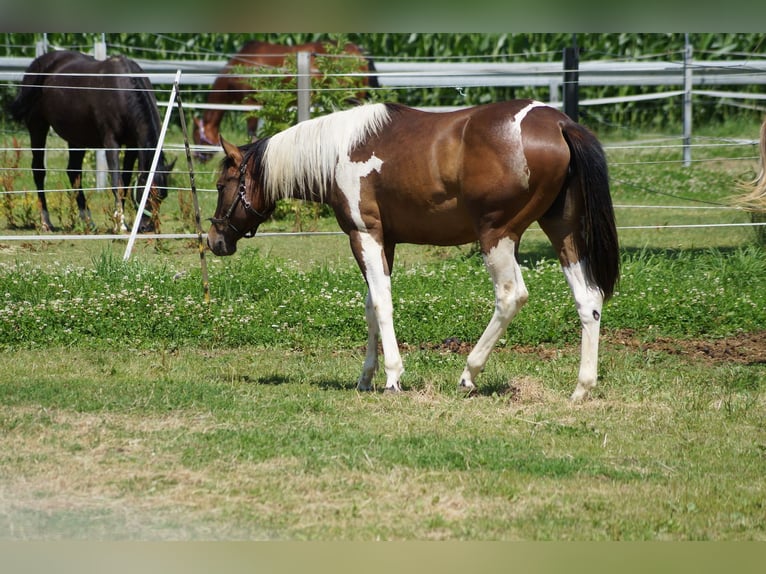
[210,74,242,105]
[202,76,240,127]
[202,107,225,127]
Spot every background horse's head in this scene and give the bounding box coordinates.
[134,154,175,232]
[207,137,272,255]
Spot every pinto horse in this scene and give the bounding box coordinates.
[207,101,620,401]
[192,40,378,162]
[8,50,174,232]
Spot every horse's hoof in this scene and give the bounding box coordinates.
[459,378,476,392]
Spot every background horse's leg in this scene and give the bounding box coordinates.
[118,149,138,231]
[29,126,54,231]
[246,116,260,140]
[350,232,403,391]
[65,148,94,230]
[459,236,528,391]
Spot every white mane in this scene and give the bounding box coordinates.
[262,103,392,202]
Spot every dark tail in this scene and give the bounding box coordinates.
[7,54,49,123]
[8,79,41,124]
[561,120,620,299]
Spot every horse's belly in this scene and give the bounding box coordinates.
[385,205,477,245]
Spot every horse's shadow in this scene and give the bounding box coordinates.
[230,372,355,391]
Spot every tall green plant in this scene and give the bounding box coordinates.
[237,34,385,228]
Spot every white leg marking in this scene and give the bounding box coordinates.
[335,153,383,230]
[357,291,379,391]
[507,101,547,189]
[359,233,404,391]
[460,237,528,390]
[562,260,605,401]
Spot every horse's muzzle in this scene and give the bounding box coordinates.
[193,150,215,163]
[207,228,237,256]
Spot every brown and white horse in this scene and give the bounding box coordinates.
[192,40,377,162]
[207,101,620,401]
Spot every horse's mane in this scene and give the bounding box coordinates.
[260,103,392,203]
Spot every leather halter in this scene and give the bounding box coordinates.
[208,149,269,238]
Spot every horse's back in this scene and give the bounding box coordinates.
[12,50,155,148]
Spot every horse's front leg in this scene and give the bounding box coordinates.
[356,292,379,391]
[112,146,131,232]
[350,231,403,392]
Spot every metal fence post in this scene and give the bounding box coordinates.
[683,34,693,167]
[563,35,579,122]
[297,51,311,123]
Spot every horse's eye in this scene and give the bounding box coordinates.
[216,184,224,193]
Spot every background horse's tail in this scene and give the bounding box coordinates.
[734,119,766,210]
[7,56,48,123]
[561,120,620,299]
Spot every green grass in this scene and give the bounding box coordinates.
[0,344,763,540]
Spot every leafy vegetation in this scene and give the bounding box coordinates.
[2,32,766,129]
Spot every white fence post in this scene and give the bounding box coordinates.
[93,37,109,192]
[123,70,180,261]
[297,51,311,123]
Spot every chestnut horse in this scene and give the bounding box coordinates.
[192,40,378,162]
[207,101,620,401]
[8,50,174,232]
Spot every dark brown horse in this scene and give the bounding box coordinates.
[192,40,378,162]
[8,50,174,232]
[207,101,619,401]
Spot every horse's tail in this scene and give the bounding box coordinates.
[560,120,620,299]
[7,55,50,123]
[734,119,766,211]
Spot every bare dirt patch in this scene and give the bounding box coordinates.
[417,330,766,366]
[606,329,766,365]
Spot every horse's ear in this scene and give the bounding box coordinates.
[219,136,243,163]
[167,157,177,171]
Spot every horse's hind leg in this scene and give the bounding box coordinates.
[66,148,95,230]
[29,126,54,231]
[539,220,604,401]
[459,236,528,391]
[562,258,604,401]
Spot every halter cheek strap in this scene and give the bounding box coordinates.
[209,150,270,238]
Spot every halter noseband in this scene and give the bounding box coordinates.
[209,149,270,238]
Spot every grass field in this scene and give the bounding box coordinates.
[0,117,764,540]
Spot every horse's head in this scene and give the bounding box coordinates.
[193,116,219,163]
[134,154,176,233]
[207,137,273,256]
